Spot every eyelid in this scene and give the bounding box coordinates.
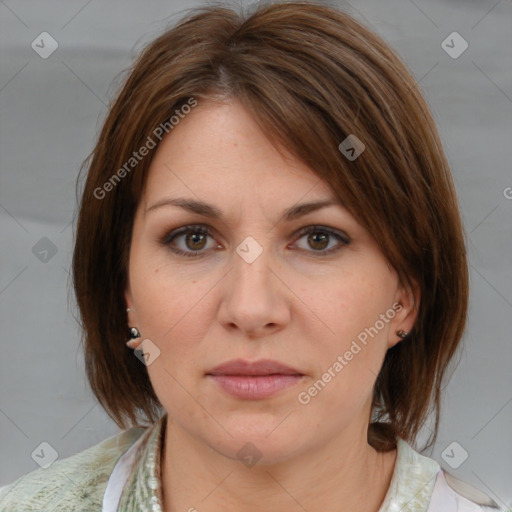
[292,224,350,245]
[159,223,351,258]
[159,224,212,246]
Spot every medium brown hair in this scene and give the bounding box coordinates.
[72,0,468,451]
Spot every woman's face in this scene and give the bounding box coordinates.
[125,99,418,463]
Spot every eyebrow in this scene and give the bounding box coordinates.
[145,197,341,222]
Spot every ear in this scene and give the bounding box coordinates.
[388,278,421,349]
[124,286,137,326]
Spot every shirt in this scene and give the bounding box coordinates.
[0,414,505,511]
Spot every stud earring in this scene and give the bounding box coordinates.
[129,327,141,339]
[396,330,408,339]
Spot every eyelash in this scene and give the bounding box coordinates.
[159,224,350,259]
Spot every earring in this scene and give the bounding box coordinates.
[396,330,408,339]
[126,307,142,348]
[129,327,141,339]
[126,326,142,349]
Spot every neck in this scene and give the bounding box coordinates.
[160,418,397,512]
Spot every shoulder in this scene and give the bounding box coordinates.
[430,469,507,511]
[389,438,505,512]
[0,426,145,512]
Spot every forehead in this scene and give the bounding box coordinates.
[142,99,339,212]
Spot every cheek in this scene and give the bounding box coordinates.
[303,272,395,392]
[131,265,218,375]
[310,272,393,344]
[298,303,390,418]
[130,246,209,335]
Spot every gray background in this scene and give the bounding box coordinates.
[1,0,511,507]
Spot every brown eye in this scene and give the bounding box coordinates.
[185,232,208,251]
[307,232,329,251]
[293,226,350,256]
[161,224,350,259]
[161,225,217,258]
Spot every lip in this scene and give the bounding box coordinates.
[206,358,303,376]
[207,374,304,399]
[205,358,305,400]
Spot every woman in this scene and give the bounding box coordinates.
[0,2,505,511]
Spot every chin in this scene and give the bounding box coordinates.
[203,420,310,466]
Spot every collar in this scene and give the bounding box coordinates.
[116,414,166,512]
[114,418,440,512]
[378,437,440,511]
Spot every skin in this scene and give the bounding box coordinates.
[125,98,420,512]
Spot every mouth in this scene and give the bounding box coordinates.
[205,359,305,399]
[205,358,304,377]
[206,374,305,399]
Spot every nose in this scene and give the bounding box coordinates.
[217,239,291,338]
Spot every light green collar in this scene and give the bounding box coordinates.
[117,418,439,512]
[378,437,440,511]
